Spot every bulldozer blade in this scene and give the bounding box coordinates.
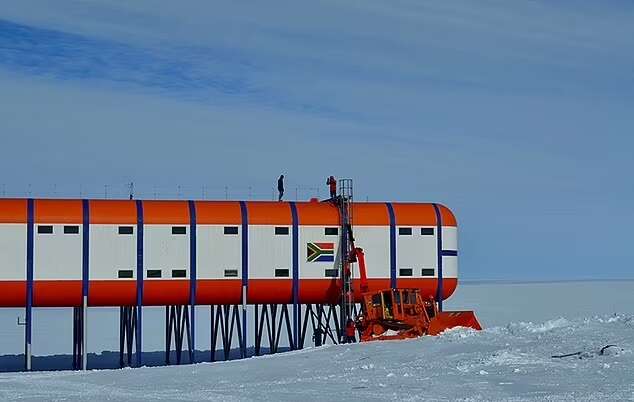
[427,311,482,335]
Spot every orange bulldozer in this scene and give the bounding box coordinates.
[355,288,482,341]
[351,248,482,342]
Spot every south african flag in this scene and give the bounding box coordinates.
[307,242,335,262]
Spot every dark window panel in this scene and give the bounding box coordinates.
[118,226,134,235]
[421,269,435,277]
[64,225,79,234]
[399,227,413,235]
[147,269,162,278]
[118,270,133,279]
[325,269,339,277]
[37,225,53,234]
[399,268,413,277]
[172,226,187,235]
[224,269,238,277]
[421,227,435,236]
[275,268,289,277]
[275,227,289,235]
[172,269,186,278]
[224,226,239,235]
[324,227,338,236]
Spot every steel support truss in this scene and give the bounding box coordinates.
[119,306,137,368]
[71,306,84,370]
[165,305,193,365]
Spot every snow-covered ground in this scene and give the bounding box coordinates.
[0,281,633,401]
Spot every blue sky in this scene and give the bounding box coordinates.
[1,1,633,280]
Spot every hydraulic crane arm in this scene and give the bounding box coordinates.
[353,247,369,293]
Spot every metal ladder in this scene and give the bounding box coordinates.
[337,179,354,340]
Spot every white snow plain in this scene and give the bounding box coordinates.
[0,280,633,401]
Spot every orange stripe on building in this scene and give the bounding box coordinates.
[142,200,190,224]
[89,280,136,306]
[33,280,82,307]
[295,200,339,225]
[89,200,137,224]
[438,204,458,226]
[352,203,390,225]
[0,199,27,223]
[195,201,242,225]
[392,203,437,226]
[246,201,292,225]
[0,281,26,307]
[34,199,82,224]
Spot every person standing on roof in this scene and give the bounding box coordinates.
[326,175,337,199]
[277,175,285,201]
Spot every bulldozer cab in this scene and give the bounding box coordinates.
[367,289,424,322]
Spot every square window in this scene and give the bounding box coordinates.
[147,269,162,278]
[421,227,434,236]
[37,225,53,234]
[325,269,339,277]
[421,269,435,277]
[275,227,289,235]
[64,225,79,234]
[399,268,413,277]
[324,227,338,236]
[275,268,289,277]
[172,269,186,278]
[224,269,238,277]
[224,226,239,235]
[172,226,187,235]
[399,227,412,235]
[118,269,133,279]
[118,226,134,235]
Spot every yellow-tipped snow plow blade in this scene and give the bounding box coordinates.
[427,311,482,335]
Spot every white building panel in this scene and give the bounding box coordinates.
[299,226,340,279]
[397,226,437,278]
[89,225,137,280]
[144,225,190,280]
[442,226,458,251]
[419,227,438,275]
[0,224,26,280]
[249,225,292,279]
[34,224,82,280]
[443,255,458,278]
[197,225,241,280]
[350,226,389,278]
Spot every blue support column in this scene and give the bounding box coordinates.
[386,203,397,289]
[188,200,197,363]
[432,203,443,311]
[135,200,144,366]
[239,201,248,357]
[290,202,299,349]
[81,199,90,370]
[25,199,34,371]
